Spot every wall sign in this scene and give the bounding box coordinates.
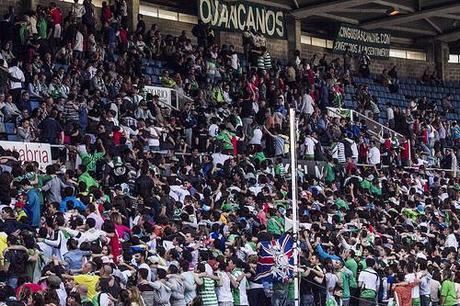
[333,24,391,59]
[197,0,286,39]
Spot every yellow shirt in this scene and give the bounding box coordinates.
[0,233,7,265]
[16,210,27,221]
[74,274,100,300]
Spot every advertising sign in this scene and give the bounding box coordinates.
[333,24,391,59]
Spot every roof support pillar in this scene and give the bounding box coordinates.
[434,40,449,81]
[287,16,302,61]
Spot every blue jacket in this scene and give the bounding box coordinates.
[315,244,341,261]
[60,196,87,212]
[26,188,41,227]
[64,249,91,270]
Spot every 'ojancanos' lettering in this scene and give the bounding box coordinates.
[256,7,265,34]
[198,0,286,39]
[237,4,245,31]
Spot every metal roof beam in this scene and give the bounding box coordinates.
[361,2,460,30]
[372,0,415,13]
[317,13,359,25]
[424,18,443,33]
[333,8,387,13]
[439,14,460,21]
[292,0,366,18]
[383,26,437,36]
[436,29,460,42]
[247,0,292,10]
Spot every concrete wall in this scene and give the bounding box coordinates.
[447,63,460,81]
[143,15,197,43]
[301,44,435,80]
[141,16,290,60]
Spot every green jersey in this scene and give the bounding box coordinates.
[345,258,358,289]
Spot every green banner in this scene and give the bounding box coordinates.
[197,0,286,39]
[333,24,391,59]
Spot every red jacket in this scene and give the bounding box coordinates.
[401,141,410,160]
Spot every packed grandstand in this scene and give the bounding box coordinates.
[1,1,460,306]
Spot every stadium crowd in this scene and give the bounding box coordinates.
[0,1,460,306]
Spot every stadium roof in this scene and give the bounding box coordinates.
[277,0,460,43]
[149,0,460,45]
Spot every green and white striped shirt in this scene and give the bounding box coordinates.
[199,276,218,306]
[231,268,249,306]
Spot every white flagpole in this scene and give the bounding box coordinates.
[289,108,299,306]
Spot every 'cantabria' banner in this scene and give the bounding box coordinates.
[0,141,51,168]
[333,24,391,59]
[197,0,286,39]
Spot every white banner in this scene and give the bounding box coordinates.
[0,141,52,168]
[144,85,172,106]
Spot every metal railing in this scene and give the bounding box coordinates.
[326,107,412,166]
[144,85,194,111]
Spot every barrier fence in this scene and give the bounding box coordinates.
[326,107,412,166]
[0,141,455,176]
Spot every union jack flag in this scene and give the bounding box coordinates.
[255,234,295,283]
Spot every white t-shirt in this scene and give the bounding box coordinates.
[326,272,338,299]
[368,147,381,165]
[169,185,191,203]
[87,212,104,230]
[232,269,249,306]
[249,128,262,145]
[430,279,441,302]
[37,241,54,263]
[212,152,231,166]
[249,184,264,196]
[304,136,317,156]
[9,66,24,89]
[56,284,68,306]
[148,127,162,147]
[208,124,219,137]
[72,3,86,18]
[216,272,233,303]
[302,94,315,115]
[231,54,239,70]
[349,140,358,160]
[74,31,84,52]
[405,272,421,299]
[358,268,379,292]
[387,107,394,120]
[446,233,458,249]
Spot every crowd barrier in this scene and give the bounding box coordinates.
[144,85,193,111]
[0,141,454,175]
